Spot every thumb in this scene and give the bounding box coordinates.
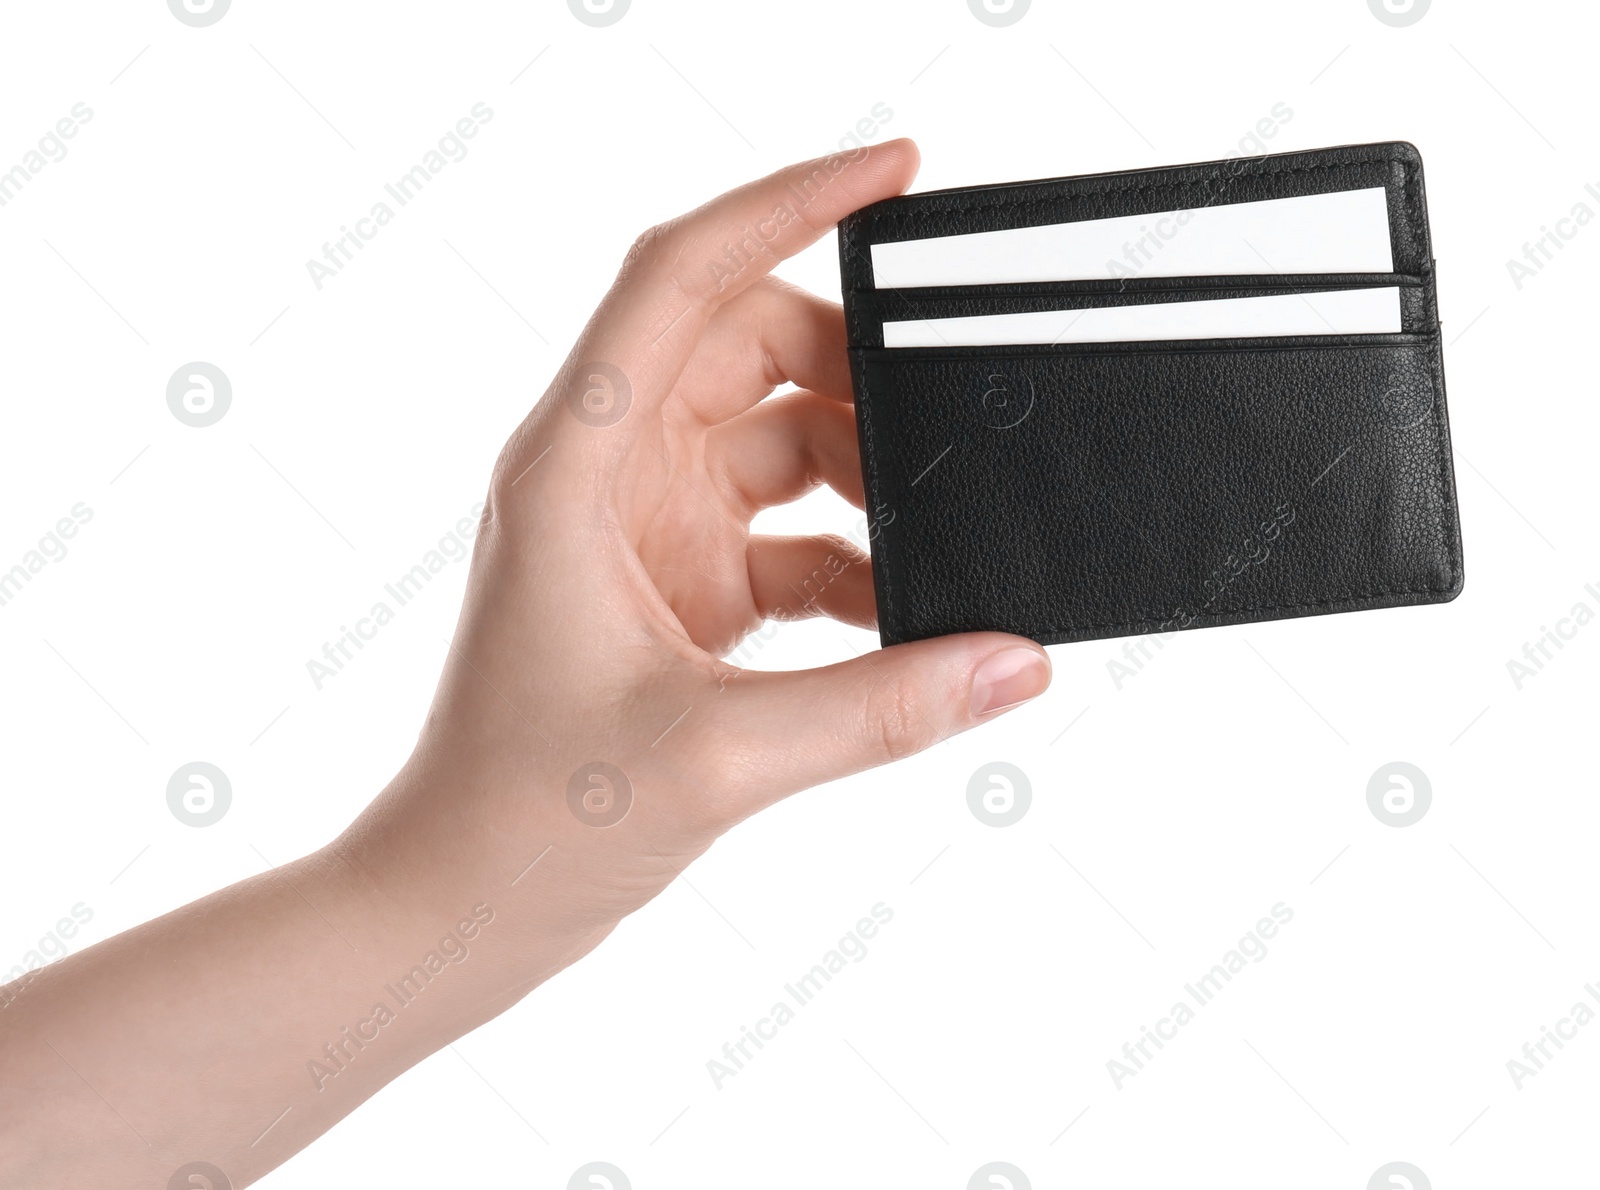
[721,634,1051,799]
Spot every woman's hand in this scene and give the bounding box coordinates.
[351,137,1053,965]
[0,139,1051,1187]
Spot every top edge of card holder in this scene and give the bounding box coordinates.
[837,141,1432,283]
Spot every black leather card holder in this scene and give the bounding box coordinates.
[838,142,1464,647]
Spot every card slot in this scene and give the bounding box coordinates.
[865,185,1398,286]
[852,276,1436,346]
[851,337,1461,645]
[856,329,1437,358]
[847,271,1424,302]
[838,143,1434,288]
[857,285,1432,345]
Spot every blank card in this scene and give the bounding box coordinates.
[869,187,1395,288]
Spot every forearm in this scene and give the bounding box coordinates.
[0,763,599,1186]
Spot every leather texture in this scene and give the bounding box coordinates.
[837,142,1464,647]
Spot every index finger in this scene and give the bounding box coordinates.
[560,139,920,436]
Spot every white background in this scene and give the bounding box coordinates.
[1,1,1595,1187]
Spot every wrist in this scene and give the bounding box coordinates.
[322,755,622,1018]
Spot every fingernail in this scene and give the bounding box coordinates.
[970,647,1050,717]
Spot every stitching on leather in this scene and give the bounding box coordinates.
[1394,154,1459,593]
[1422,326,1459,591]
[986,585,1457,640]
[867,156,1419,247]
[852,349,896,639]
[843,152,1425,298]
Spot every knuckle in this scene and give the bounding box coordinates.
[622,219,681,277]
[487,425,545,512]
[816,533,867,566]
[668,718,760,828]
[621,216,719,312]
[865,675,937,764]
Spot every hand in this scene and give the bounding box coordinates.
[0,139,1053,1185]
[346,137,1054,973]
